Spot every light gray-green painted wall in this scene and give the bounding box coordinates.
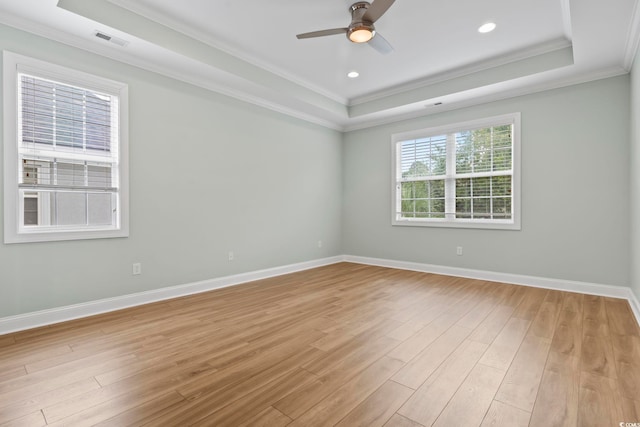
[343,76,631,287]
[1,22,635,320]
[631,51,640,301]
[0,25,343,317]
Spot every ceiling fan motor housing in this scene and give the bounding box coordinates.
[347,1,375,42]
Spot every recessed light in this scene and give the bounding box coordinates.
[347,71,360,78]
[478,22,496,33]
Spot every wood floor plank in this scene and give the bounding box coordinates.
[431,363,506,427]
[604,298,640,336]
[48,391,185,427]
[582,296,617,379]
[561,292,584,314]
[494,333,551,412]
[529,350,581,427]
[0,410,46,427]
[577,371,625,427]
[311,330,356,352]
[391,325,471,389]
[273,337,403,419]
[529,291,564,340]
[237,406,292,427]
[0,378,100,423]
[387,305,474,364]
[93,392,187,427]
[0,335,15,347]
[398,339,488,426]
[0,354,137,411]
[185,367,318,427]
[0,263,636,426]
[611,334,640,400]
[190,367,316,426]
[176,329,325,399]
[0,366,26,384]
[335,380,414,427]
[146,346,323,426]
[581,334,617,379]
[304,334,400,376]
[478,317,531,371]
[41,360,203,424]
[621,397,640,422]
[456,299,499,330]
[511,287,548,321]
[0,344,72,372]
[480,400,531,427]
[287,356,405,427]
[468,304,515,344]
[383,414,425,427]
[550,306,582,357]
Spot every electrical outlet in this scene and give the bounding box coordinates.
[132,262,142,275]
[228,251,234,261]
[456,246,463,256]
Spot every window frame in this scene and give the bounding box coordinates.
[391,113,521,230]
[3,51,129,243]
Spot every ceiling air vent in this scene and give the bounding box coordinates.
[94,31,129,47]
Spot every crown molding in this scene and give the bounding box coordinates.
[348,38,572,107]
[343,65,627,132]
[105,0,349,106]
[0,14,345,131]
[0,5,632,133]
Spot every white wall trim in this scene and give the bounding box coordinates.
[2,254,639,335]
[0,256,343,335]
[0,11,630,134]
[623,0,640,71]
[343,255,640,327]
[629,290,640,327]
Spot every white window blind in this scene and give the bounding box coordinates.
[3,51,129,243]
[392,113,520,230]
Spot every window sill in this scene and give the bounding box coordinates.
[392,218,521,230]
[4,227,129,244]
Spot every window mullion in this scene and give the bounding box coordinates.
[445,133,456,220]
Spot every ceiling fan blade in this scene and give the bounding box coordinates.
[368,33,394,54]
[296,28,348,39]
[363,0,396,23]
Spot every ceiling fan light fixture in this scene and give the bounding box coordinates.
[348,26,374,43]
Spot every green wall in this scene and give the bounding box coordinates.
[0,24,343,317]
[343,76,631,287]
[0,22,636,320]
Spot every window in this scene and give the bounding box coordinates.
[3,51,129,243]
[392,113,520,229]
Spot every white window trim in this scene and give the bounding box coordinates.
[3,51,129,243]
[391,113,521,230]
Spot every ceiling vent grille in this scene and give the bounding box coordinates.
[94,31,129,47]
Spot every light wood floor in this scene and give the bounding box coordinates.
[0,263,639,426]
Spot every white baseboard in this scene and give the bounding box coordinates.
[0,256,343,335]
[343,255,640,327]
[629,289,640,327]
[2,254,639,335]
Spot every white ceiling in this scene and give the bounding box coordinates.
[0,0,638,130]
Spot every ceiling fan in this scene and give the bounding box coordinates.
[296,0,396,54]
